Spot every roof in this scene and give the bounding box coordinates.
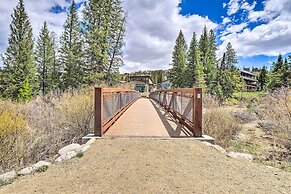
[240,70,256,76]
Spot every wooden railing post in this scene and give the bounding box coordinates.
[94,87,104,136]
[192,88,202,137]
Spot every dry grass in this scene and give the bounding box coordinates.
[203,108,243,147]
[0,88,94,173]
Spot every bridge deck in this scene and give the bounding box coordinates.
[104,98,190,137]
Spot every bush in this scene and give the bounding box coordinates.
[36,165,48,173]
[0,102,28,172]
[254,88,290,151]
[203,108,243,147]
[0,88,94,172]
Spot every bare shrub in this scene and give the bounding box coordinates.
[255,88,290,141]
[203,93,220,109]
[203,108,243,147]
[254,88,291,164]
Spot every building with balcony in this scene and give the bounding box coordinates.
[129,75,154,93]
[240,70,258,91]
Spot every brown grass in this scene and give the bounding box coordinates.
[203,108,243,147]
[0,88,94,173]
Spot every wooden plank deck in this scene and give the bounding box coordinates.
[104,98,190,137]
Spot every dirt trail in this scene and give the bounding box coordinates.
[1,139,290,194]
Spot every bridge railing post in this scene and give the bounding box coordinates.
[94,87,104,136]
[192,88,202,137]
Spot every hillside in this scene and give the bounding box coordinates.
[1,138,290,194]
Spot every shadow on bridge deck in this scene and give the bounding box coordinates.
[103,98,193,138]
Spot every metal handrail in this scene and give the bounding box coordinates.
[94,87,141,136]
[149,88,202,137]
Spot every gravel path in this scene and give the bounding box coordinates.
[1,138,290,194]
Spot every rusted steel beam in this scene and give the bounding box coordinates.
[192,88,202,137]
[94,87,104,136]
[102,88,136,93]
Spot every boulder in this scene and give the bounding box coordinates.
[227,152,253,161]
[33,161,51,169]
[18,167,35,176]
[202,142,226,153]
[58,143,81,155]
[55,151,77,162]
[85,138,96,145]
[0,170,17,181]
[77,144,90,153]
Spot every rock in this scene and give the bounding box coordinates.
[55,151,77,162]
[227,152,253,161]
[202,142,226,153]
[33,161,51,169]
[86,138,96,145]
[0,170,17,181]
[58,143,81,155]
[18,167,35,176]
[77,144,91,153]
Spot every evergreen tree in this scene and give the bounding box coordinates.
[82,0,125,84]
[199,26,210,81]
[186,32,204,87]
[207,29,218,91]
[281,58,289,87]
[35,22,56,94]
[170,30,187,88]
[49,32,60,91]
[214,43,242,100]
[59,0,84,90]
[258,66,268,90]
[1,0,38,100]
[268,54,287,89]
[225,42,238,69]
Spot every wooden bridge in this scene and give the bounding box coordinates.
[94,87,203,138]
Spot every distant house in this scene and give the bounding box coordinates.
[129,75,154,93]
[157,80,172,90]
[240,70,258,91]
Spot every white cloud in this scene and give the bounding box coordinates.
[227,0,240,15]
[122,0,217,72]
[219,0,291,57]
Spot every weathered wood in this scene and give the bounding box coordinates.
[94,87,104,136]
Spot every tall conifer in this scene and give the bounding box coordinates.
[170,30,188,88]
[1,0,38,100]
[59,0,84,90]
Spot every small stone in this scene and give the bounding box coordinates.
[55,151,77,162]
[18,167,35,176]
[0,170,17,181]
[77,144,90,153]
[58,143,81,155]
[227,152,253,161]
[33,161,51,169]
[85,138,96,145]
[202,142,226,153]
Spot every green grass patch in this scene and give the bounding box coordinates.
[229,140,261,156]
[76,152,84,158]
[36,165,48,173]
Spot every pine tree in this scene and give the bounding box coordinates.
[82,0,125,84]
[59,0,84,90]
[281,58,289,87]
[207,29,218,91]
[199,26,210,80]
[170,30,187,88]
[258,66,268,90]
[35,22,56,94]
[49,32,60,91]
[225,42,238,69]
[186,32,204,87]
[1,0,38,100]
[214,43,242,100]
[268,54,287,89]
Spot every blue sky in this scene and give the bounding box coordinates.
[1,0,291,72]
